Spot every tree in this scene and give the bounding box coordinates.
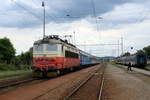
[19,47,32,65]
[143,46,150,59]
[0,37,16,64]
[121,52,130,57]
[136,50,146,56]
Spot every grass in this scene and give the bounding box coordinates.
[147,60,150,64]
[0,70,31,76]
[145,65,150,70]
[144,60,150,70]
[0,63,33,81]
[0,70,32,81]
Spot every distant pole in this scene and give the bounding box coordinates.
[121,36,123,55]
[84,41,86,51]
[73,31,76,46]
[97,17,103,43]
[118,40,120,57]
[130,47,133,54]
[42,1,45,38]
[70,35,73,44]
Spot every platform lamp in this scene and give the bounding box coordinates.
[42,1,45,39]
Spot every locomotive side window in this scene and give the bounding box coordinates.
[65,50,79,58]
[46,44,57,51]
[61,45,63,52]
[34,44,43,51]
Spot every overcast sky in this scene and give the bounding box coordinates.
[0,0,150,57]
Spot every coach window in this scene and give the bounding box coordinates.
[34,44,43,52]
[46,44,57,51]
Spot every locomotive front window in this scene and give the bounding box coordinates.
[46,44,57,51]
[34,44,43,51]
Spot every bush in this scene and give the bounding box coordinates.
[0,63,30,71]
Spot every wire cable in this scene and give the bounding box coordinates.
[11,0,42,20]
[91,0,99,32]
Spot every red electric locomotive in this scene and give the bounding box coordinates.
[32,35,80,77]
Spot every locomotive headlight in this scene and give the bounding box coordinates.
[32,66,39,71]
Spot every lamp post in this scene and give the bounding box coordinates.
[97,16,103,19]
[97,16,103,44]
[130,47,133,54]
[42,1,45,39]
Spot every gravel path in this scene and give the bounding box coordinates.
[102,64,150,100]
[0,65,100,100]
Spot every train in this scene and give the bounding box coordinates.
[115,54,147,68]
[31,35,100,77]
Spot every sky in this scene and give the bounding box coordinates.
[0,0,150,57]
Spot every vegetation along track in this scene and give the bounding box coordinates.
[64,64,106,100]
[0,71,31,79]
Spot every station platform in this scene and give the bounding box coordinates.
[102,64,150,100]
[116,64,150,76]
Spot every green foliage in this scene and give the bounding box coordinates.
[0,37,32,71]
[19,51,32,65]
[0,37,16,64]
[0,63,30,71]
[136,50,146,55]
[121,52,130,57]
[124,45,150,60]
[0,63,29,71]
[143,46,150,59]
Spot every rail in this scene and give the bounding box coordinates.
[0,78,37,89]
[97,64,105,100]
[64,64,105,100]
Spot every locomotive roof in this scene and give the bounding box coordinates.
[34,35,76,48]
[34,35,98,59]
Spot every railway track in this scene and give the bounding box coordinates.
[31,65,100,100]
[98,65,105,100]
[64,64,106,100]
[0,77,38,90]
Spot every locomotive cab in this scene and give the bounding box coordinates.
[32,42,63,71]
[33,43,62,57]
[32,35,80,77]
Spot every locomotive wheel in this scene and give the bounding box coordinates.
[32,71,42,77]
[59,69,64,75]
[42,72,47,77]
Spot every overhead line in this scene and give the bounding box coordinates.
[77,43,121,46]
[91,0,99,32]
[11,0,42,20]
[91,0,96,17]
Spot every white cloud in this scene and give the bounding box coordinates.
[0,26,42,54]
[1,14,150,57]
[0,1,150,57]
[101,2,150,30]
[103,3,148,20]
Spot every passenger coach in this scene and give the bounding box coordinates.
[116,54,147,68]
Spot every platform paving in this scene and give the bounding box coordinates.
[117,64,150,76]
[102,64,150,100]
[131,67,150,76]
